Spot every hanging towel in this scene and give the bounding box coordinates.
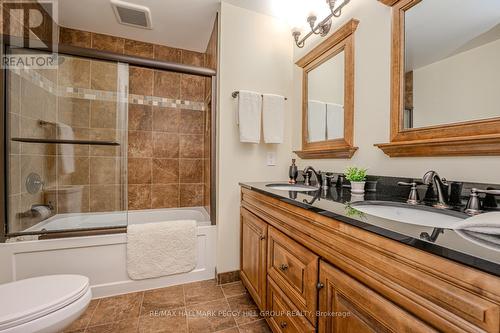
[127,220,197,280]
[326,103,344,140]
[262,94,285,144]
[237,90,262,143]
[57,123,75,174]
[308,100,326,142]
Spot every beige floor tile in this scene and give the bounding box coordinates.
[226,294,261,326]
[238,320,272,333]
[141,285,185,314]
[138,307,188,333]
[186,299,236,333]
[183,279,225,306]
[90,292,143,326]
[221,282,247,298]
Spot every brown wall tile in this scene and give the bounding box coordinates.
[154,45,181,62]
[153,132,179,158]
[91,33,124,53]
[129,105,152,131]
[154,71,180,99]
[58,56,91,89]
[179,159,203,183]
[152,184,179,208]
[90,157,119,185]
[124,40,154,58]
[180,110,204,134]
[59,27,91,48]
[58,97,90,128]
[56,185,90,214]
[152,159,179,184]
[58,156,89,186]
[181,50,205,67]
[128,158,152,184]
[89,129,121,157]
[90,61,117,91]
[90,185,121,212]
[128,185,151,210]
[180,74,205,102]
[180,135,204,158]
[129,67,154,96]
[90,101,117,129]
[128,131,153,158]
[180,185,204,207]
[152,107,179,133]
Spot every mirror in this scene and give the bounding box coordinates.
[295,19,359,159]
[403,0,500,129]
[376,0,500,157]
[307,51,345,142]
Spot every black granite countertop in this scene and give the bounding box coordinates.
[240,181,500,277]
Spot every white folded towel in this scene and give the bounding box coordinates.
[453,212,500,235]
[262,94,285,144]
[127,220,197,280]
[308,100,326,142]
[455,230,500,252]
[237,90,262,143]
[326,103,344,140]
[57,123,75,174]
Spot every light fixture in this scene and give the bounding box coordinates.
[292,0,351,48]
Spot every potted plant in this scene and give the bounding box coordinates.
[344,166,368,194]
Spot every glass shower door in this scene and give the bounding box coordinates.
[5,48,128,235]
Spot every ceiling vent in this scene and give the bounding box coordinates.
[111,0,152,29]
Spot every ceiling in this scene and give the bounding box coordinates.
[57,0,219,52]
[405,0,500,71]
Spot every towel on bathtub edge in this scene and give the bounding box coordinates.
[126,220,197,280]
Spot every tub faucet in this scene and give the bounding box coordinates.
[303,166,322,189]
[422,171,450,209]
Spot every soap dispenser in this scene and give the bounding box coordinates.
[289,159,298,184]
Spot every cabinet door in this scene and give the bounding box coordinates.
[240,207,267,310]
[318,261,438,333]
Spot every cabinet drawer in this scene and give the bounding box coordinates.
[267,277,315,333]
[267,226,318,325]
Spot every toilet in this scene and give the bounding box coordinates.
[0,275,91,333]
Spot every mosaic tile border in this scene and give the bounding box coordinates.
[11,67,207,112]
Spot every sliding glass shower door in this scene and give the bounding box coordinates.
[5,47,128,235]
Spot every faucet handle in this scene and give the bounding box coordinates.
[398,181,423,205]
[465,188,500,216]
[471,188,500,196]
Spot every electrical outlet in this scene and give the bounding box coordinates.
[267,152,277,166]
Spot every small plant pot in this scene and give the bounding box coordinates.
[350,181,366,194]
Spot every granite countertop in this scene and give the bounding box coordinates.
[240,181,500,277]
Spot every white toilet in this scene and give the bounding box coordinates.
[0,275,92,333]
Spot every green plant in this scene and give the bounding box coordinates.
[344,166,367,182]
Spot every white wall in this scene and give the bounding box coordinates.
[291,0,500,184]
[216,2,294,273]
[412,39,500,128]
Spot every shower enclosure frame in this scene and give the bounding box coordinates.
[0,35,218,240]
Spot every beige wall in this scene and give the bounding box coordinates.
[216,2,294,273]
[291,0,500,184]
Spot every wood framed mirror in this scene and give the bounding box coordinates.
[376,0,500,157]
[294,19,359,159]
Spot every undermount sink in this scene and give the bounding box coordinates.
[351,202,467,228]
[266,183,318,192]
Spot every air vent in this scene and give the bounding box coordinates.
[111,0,152,29]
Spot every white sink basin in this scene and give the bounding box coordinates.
[266,183,318,192]
[352,202,466,228]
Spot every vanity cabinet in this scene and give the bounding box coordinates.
[240,208,267,310]
[318,261,437,333]
[240,187,500,333]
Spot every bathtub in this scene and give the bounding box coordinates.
[0,207,216,298]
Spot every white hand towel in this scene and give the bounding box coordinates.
[262,94,285,144]
[308,100,326,142]
[57,123,75,174]
[454,212,500,235]
[326,103,344,140]
[127,220,197,280]
[237,90,262,143]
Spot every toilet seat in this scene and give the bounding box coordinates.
[0,275,90,331]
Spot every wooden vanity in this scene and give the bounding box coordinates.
[240,187,500,333]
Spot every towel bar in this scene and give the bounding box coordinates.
[232,91,287,100]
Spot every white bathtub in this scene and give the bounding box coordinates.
[0,207,216,298]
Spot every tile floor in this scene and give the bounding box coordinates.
[63,279,271,333]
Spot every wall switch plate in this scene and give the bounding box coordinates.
[267,152,277,166]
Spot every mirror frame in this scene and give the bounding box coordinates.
[375,0,500,157]
[294,19,359,159]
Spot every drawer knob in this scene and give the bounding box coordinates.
[260,235,266,240]
[280,321,288,329]
[279,263,289,271]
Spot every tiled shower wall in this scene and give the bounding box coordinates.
[59,27,212,211]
